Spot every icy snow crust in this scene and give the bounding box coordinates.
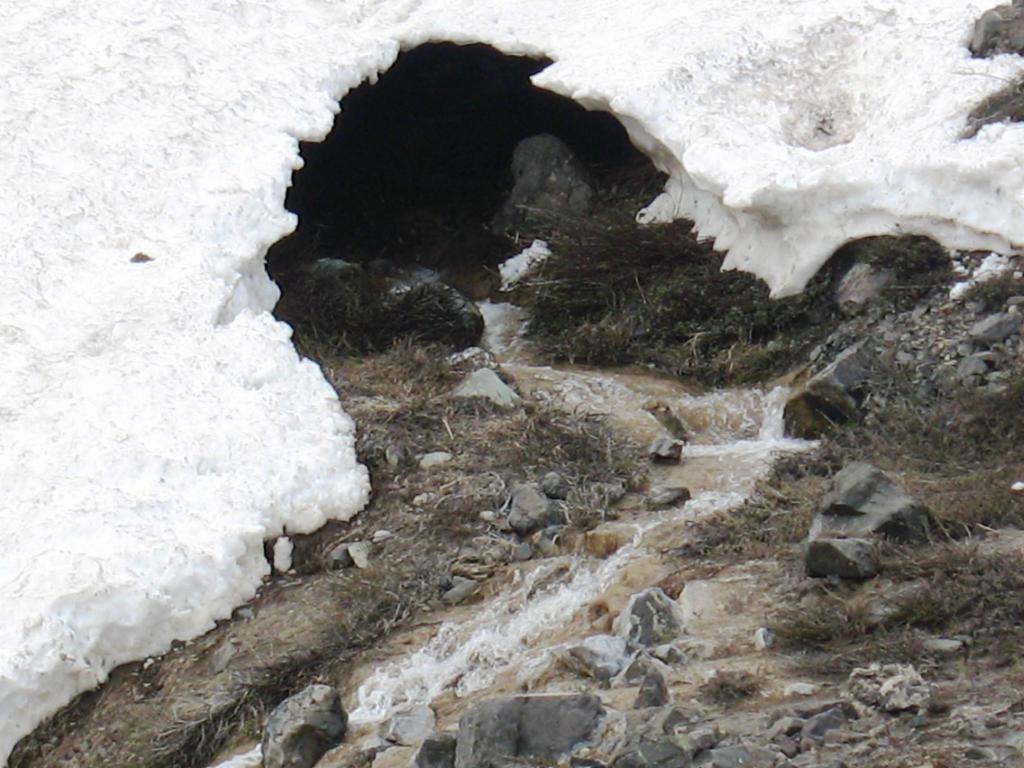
[1,0,1022,761]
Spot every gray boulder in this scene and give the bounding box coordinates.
[970,3,1024,57]
[969,312,1022,345]
[491,134,594,235]
[610,708,704,768]
[262,684,347,768]
[810,462,933,544]
[614,588,685,647]
[805,538,880,580]
[784,345,871,438]
[801,706,851,742]
[452,368,521,408]
[508,483,564,536]
[414,733,457,768]
[454,694,605,768]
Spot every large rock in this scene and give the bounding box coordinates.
[262,685,348,768]
[805,538,880,580]
[382,705,436,747]
[507,483,564,536]
[614,588,685,647]
[610,708,704,768]
[414,734,457,768]
[970,3,1024,57]
[809,462,933,544]
[491,134,594,235]
[454,694,605,768]
[784,345,871,439]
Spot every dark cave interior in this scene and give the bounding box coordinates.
[267,42,656,281]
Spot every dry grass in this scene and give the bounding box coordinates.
[699,670,763,707]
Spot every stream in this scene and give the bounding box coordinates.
[213,300,811,768]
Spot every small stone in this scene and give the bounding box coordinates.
[561,634,630,682]
[443,576,480,605]
[922,637,964,655]
[540,471,571,500]
[420,451,453,469]
[651,644,688,665]
[965,746,998,761]
[478,510,497,523]
[508,483,562,536]
[753,627,775,650]
[648,435,684,463]
[634,669,671,708]
[805,538,880,579]
[784,682,820,697]
[452,368,521,408]
[372,529,393,543]
[384,443,407,467]
[262,685,347,768]
[646,487,691,508]
[347,541,371,569]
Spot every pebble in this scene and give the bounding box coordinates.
[419,451,453,469]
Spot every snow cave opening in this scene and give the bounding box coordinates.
[269,42,662,349]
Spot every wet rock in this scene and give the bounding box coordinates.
[810,462,933,544]
[452,368,521,408]
[969,312,1022,344]
[801,706,850,742]
[540,471,571,500]
[508,483,563,536]
[644,401,690,441]
[491,134,594,236]
[560,634,631,682]
[382,705,436,747]
[835,263,894,314]
[648,436,684,463]
[454,694,605,768]
[443,576,480,605]
[635,670,671,708]
[784,345,871,438]
[805,538,880,579]
[847,663,932,713]
[614,588,685,647]
[420,451,453,469]
[970,3,1024,56]
[413,734,457,768]
[647,487,691,509]
[262,684,348,768]
[708,744,779,768]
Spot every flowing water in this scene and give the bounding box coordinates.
[211,301,811,767]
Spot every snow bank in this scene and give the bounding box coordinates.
[2,0,1023,761]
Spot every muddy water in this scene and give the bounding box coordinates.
[212,302,811,767]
